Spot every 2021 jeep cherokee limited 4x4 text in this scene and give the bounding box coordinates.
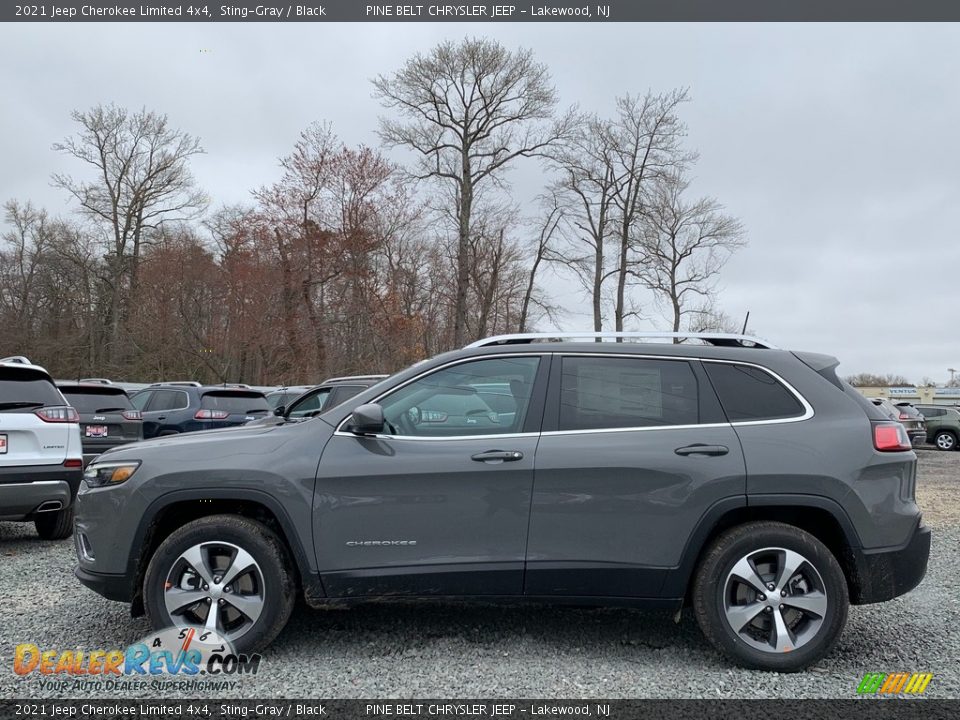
[73,332,930,671]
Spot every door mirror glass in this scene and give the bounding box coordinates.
[350,403,385,434]
[273,405,286,416]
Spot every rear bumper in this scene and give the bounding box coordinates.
[848,521,932,604]
[75,565,132,603]
[0,464,82,520]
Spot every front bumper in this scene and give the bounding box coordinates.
[848,521,932,604]
[75,565,132,603]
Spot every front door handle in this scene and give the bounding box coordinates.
[471,450,524,463]
[157,416,167,421]
[674,444,729,457]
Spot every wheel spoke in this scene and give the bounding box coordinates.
[724,601,765,633]
[164,588,207,616]
[730,556,769,595]
[771,607,795,652]
[775,549,806,593]
[221,547,256,587]
[783,590,828,617]
[225,593,264,624]
[181,545,215,586]
[204,601,220,631]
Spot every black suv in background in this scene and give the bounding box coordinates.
[57,382,143,466]
[129,383,270,438]
[251,375,389,427]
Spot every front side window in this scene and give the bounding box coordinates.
[559,356,699,431]
[379,356,540,437]
[704,362,805,422]
[288,388,333,418]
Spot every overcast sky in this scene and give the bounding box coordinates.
[2,22,958,382]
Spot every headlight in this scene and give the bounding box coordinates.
[83,461,141,487]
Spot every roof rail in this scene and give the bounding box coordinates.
[321,374,390,384]
[0,355,32,364]
[150,381,202,387]
[79,377,114,385]
[465,331,779,350]
[219,383,252,389]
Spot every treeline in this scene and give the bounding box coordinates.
[0,38,745,385]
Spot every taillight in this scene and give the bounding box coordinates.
[873,422,912,452]
[63,459,83,468]
[899,413,909,420]
[35,406,79,423]
[122,410,142,421]
[194,409,229,420]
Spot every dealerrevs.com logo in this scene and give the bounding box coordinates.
[13,627,262,692]
[857,672,934,695]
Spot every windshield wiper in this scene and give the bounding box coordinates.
[0,401,45,411]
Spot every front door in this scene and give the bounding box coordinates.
[314,354,547,597]
[525,353,747,598]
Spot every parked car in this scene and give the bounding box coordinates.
[57,382,143,465]
[0,356,83,539]
[252,375,390,427]
[129,383,270,438]
[914,405,960,451]
[74,332,930,672]
[265,386,314,411]
[885,401,927,447]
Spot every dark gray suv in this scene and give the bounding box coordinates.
[73,332,930,672]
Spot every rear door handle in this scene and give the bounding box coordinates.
[674,444,729,457]
[471,450,524,463]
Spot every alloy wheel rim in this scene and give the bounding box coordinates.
[937,434,954,450]
[163,541,265,644]
[722,546,828,654]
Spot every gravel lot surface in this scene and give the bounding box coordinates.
[1,449,957,699]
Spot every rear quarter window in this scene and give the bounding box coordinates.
[704,363,806,422]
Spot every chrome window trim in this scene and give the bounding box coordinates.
[333,351,813,441]
[333,352,545,440]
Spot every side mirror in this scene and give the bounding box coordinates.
[273,405,286,416]
[349,403,385,434]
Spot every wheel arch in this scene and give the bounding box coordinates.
[665,495,863,602]
[127,488,318,616]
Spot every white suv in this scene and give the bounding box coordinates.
[0,356,83,539]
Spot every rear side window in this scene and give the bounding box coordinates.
[0,368,63,410]
[60,388,133,413]
[147,390,190,412]
[559,356,699,431]
[919,407,945,418]
[705,363,805,422]
[201,391,269,413]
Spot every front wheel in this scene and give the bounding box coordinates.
[143,515,296,654]
[935,431,957,451]
[692,521,848,672]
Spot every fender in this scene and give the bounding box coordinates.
[127,487,319,596]
[660,493,863,598]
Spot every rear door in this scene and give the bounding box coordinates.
[142,389,189,437]
[0,367,72,466]
[526,353,746,598]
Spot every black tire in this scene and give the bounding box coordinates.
[934,431,957,451]
[692,521,848,672]
[34,506,74,540]
[143,514,296,654]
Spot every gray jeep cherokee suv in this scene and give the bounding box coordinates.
[73,332,930,672]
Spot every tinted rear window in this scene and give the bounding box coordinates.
[704,363,805,422]
[201,391,269,413]
[0,367,63,409]
[59,387,133,413]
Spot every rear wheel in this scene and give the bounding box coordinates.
[692,521,848,672]
[143,515,296,653]
[34,506,74,540]
[935,431,957,451]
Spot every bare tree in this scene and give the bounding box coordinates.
[373,37,568,345]
[52,104,207,367]
[518,194,563,332]
[635,173,745,340]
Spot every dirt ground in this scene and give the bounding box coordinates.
[915,447,960,527]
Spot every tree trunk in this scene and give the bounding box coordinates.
[453,175,472,347]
